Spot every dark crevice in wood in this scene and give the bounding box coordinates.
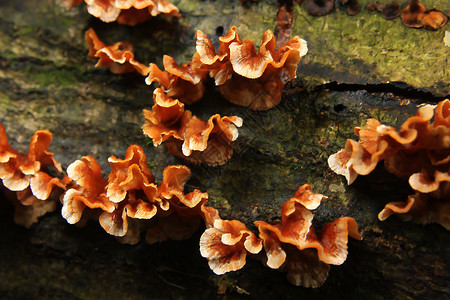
[317,81,450,103]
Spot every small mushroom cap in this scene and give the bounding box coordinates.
[378,185,450,231]
[85,28,150,75]
[29,172,67,201]
[99,208,128,236]
[303,0,335,16]
[409,169,450,193]
[200,219,262,275]
[400,0,448,30]
[1,127,62,195]
[142,89,188,146]
[378,196,415,221]
[341,0,361,16]
[145,56,206,104]
[229,30,307,80]
[62,156,114,224]
[367,1,401,20]
[107,144,155,203]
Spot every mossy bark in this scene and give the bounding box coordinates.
[0,0,449,299]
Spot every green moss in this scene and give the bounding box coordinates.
[31,68,78,89]
[293,0,450,94]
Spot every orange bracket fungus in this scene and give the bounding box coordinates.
[193,26,308,110]
[254,184,361,287]
[200,217,263,275]
[85,28,150,75]
[0,126,363,287]
[328,99,450,230]
[199,184,361,287]
[146,55,208,105]
[63,0,180,25]
[0,124,68,227]
[62,144,209,244]
[142,88,243,166]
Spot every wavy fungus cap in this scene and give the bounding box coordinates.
[194,26,307,111]
[62,156,113,224]
[83,0,180,25]
[379,182,450,230]
[329,99,450,230]
[0,125,66,227]
[142,88,189,146]
[146,55,207,105]
[200,218,263,275]
[85,28,150,75]
[254,184,361,287]
[142,90,243,166]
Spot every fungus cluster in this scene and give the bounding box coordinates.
[148,26,308,111]
[142,88,243,166]
[62,0,180,25]
[0,124,68,227]
[200,184,362,287]
[368,0,448,30]
[85,28,150,75]
[62,144,209,244]
[0,124,362,287]
[328,99,450,230]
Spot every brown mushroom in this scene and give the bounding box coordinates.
[341,0,361,16]
[400,0,447,30]
[367,2,401,20]
[303,0,334,16]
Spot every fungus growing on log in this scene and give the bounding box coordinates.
[62,144,210,244]
[367,1,401,20]
[200,217,263,275]
[400,0,447,30]
[146,55,208,105]
[329,99,450,230]
[63,145,165,239]
[63,0,180,25]
[341,0,361,16]
[198,184,361,287]
[254,184,362,287]
[85,28,150,75]
[0,124,67,227]
[142,88,243,166]
[194,26,308,110]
